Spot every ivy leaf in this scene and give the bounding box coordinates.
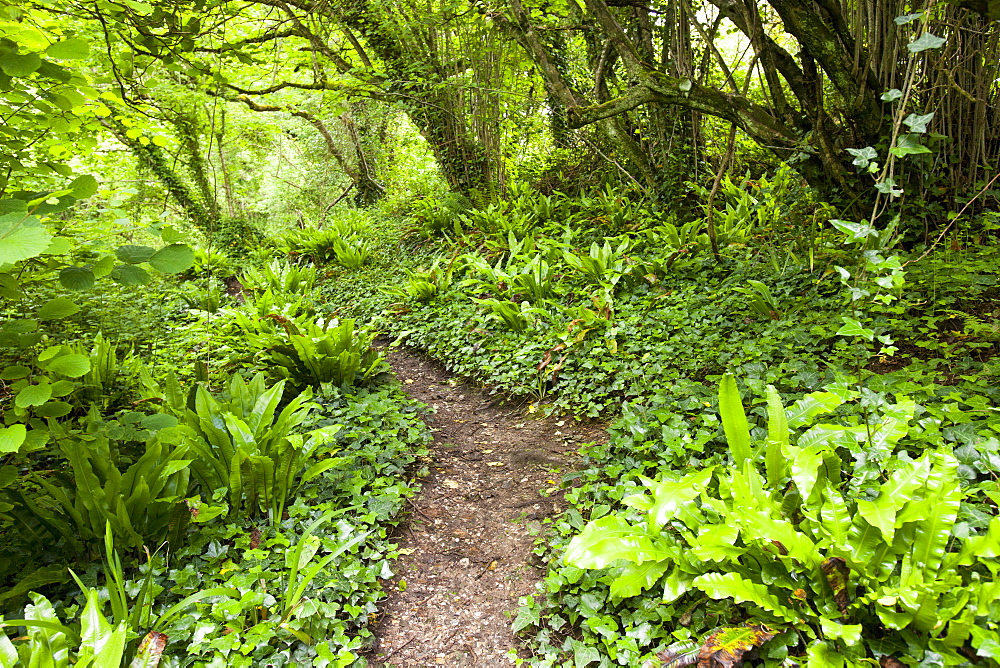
[890,134,932,158]
[0,424,27,453]
[881,88,903,102]
[836,317,875,341]
[903,112,935,134]
[46,38,91,60]
[830,219,877,242]
[846,146,877,168]
[908,32,947,53]
[894,12,923,24]
[148,244,195,273]
[59,266,96,290]
[37,296,79,320]
[875,178,904,197]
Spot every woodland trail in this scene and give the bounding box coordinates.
[366,346,605,667]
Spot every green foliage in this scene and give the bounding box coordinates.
[240,259,317,295]
[266,319,385,389]
[182,246,236,279]
[0,589,131,667]
[4,427,191,555]
[175,373,334,521]
[272,218,372,270]
[534,376,1000,665]
[409,192,472,238]
[381,258,457,304]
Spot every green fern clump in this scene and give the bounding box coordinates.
[240,259,317,295]
[562,374,1000,665]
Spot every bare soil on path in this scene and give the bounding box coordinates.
[366,345,605,667]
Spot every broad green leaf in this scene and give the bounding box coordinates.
[59,266,96,290]
[858,454,931,543]
[971,624,1000,659]
[791,445,827,501]
[907,452,961,581]
[819,487,852,550]
[0,365,30,379]
[0,51,42,77]
[80,588,113,655]
[141,413,178,430]
[34,401,72,418]
[646,467,714,529]
[957,517,1000,564]
[148,243,195,273]
[115,244,155,264]
[0,424,26,453]
[732,506,818,567]
[37,296,79,320]
[0,564,65,604]
[121,0,155,13]
[0,272,22,299]
[693,572,800,623]
[42,353,90,377]
[690,523,741,561]
[890,134,932,158]
[110,264,150,285]
[719,373,751,466]
[908,32,946,52]
[764,385,788,487]
[42,237,72,255]
[836,316,874,340]
[38,344,65,362]
[857,498,896,543]
[785,391,846,429]
[93,255,115,278]
[70,174,98,198]
[16,381,52,407]
[564,515,667,569]
[46,38,91,60]
[0,217,52,264]
[830,219,876,242]
[662,568,692,602]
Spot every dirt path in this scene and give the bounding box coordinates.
[366,346,605,667]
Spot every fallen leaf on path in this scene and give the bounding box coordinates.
[443,479,461,489]
[487,461,505,467]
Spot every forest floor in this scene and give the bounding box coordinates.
[365,345,606,667]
